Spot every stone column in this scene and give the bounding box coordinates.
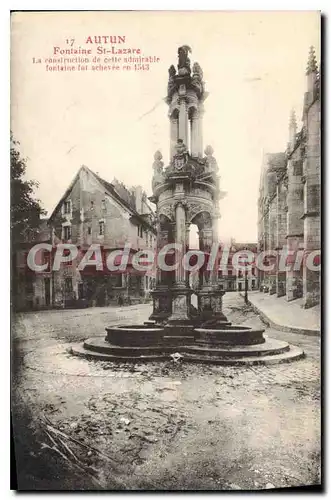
[197,226,214,320]
[166,203,191,323]
[209,214,226,321]
[174,202,186,288]
[211,214,220,286]
[200,228,213,287]
[159,228,170,286]
[190,110,199,157]
[197,108,204,157]
[149,222,172,322]
[170,116,178,160]
[303,208,320,308]
[185,222,191,287]
[302,98,320,308]
[286,154,304,302]
[178,98,188,146]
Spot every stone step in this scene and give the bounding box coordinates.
[70,344,170,362]
[183,346,305,366]
[70,343,305,366]
[82,337,295,359]
[163,335,195,345]
[183,339,289,357]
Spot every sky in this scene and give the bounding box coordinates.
[11,11,320,242]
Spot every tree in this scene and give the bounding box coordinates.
[11,133,46,245]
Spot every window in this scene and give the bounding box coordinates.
[252,280,256,289]
[90,201,94,210]
[114,274,123,287]
[99,221,105,236]
[101,199,106,210]
[65,278,73,293]
[228,270,232,277]
[88,226,92,235]
[63,226,72,240]
[64,201,71,214]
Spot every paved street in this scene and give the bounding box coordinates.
[12,294,321,491]
[246,291,320,334]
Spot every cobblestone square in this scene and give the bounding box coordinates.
[12,294,321,490]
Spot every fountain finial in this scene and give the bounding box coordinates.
[177,45,192,76]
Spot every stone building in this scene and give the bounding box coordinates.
[15,166,157,310]
[257,47,320,308]
[47,165,157,308]
[218,241,258,293]
[13,218,53,311]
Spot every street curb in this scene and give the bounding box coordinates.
[239,294,320,337]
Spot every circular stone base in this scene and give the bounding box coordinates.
[194,326,265,346]
[105,325,165,346]
[70,336,305,366]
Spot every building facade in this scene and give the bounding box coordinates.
[15,166,157,310]
[218,241,258,292]
[13,219,53,311]
[257,47,320,308]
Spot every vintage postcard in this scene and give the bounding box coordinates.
[11,10,321,491]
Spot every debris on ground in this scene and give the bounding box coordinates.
[119,417,131,426]
[170,353,183,363]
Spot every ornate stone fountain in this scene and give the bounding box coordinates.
[71,46,304,365]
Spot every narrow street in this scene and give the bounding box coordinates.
[12,293,320,491]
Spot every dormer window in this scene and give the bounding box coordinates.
[64,200,71,214]
[99,220,105,236]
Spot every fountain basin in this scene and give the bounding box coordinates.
[105,325,165,346]
[71,309,304,366]
[194,326,265,346]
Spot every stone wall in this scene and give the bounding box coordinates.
[257,49,320,308]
